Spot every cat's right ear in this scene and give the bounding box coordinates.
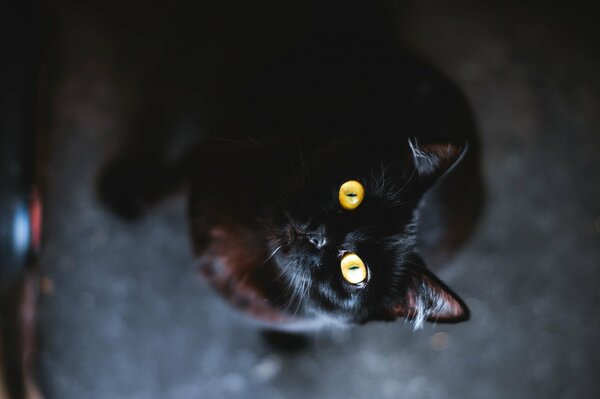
[390,254,469,328]
[408,138,467,182]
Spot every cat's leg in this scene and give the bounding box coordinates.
[418,146,485,266]
[98,157,184,220]
[97,93,192,220]
[413,79,486,266]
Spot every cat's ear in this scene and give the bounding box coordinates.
[391,256,469,327]
[408,138,467,181]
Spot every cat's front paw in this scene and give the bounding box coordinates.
[96,158,158,221]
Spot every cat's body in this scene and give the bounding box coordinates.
[99,4,484,332]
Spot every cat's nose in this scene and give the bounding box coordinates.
[306,225,327,249]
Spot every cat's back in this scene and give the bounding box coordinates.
[219,34,476,146]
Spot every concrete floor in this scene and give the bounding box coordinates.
[38,1,600,398]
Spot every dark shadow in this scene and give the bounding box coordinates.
[261,330,310,354]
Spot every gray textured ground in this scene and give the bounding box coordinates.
[38,1,600,398]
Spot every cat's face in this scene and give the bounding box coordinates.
[268,139,469,327]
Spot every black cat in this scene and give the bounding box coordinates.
[99,2,484,332]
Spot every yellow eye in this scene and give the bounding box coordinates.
[338,180,365,210]
[340,253,368,285]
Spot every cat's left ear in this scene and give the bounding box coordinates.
[408,138,468,182]
[391,255,469,327]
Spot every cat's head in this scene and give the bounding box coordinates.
[268,138,469,328]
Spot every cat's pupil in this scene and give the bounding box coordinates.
[346,193,357,197]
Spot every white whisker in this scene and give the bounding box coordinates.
[263,245,282,266]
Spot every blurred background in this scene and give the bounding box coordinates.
[1,0,600,398]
